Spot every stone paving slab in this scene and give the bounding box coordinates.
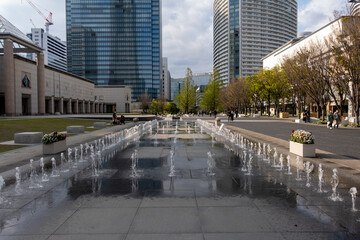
[48,234,125,240]
[199,206,273,233]
[125,233,203,240]
[204,233,285,240]
[130,207,201,234]
[55,208,137,234]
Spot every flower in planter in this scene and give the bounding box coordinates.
[291,129,314,144]
[42,131,67,145]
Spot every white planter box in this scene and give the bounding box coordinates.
[289,141,315,157]
[43,140,67,155]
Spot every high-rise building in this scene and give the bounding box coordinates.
[66,0,162,101]
[27,28,67,72]
[350,2,360,16]
[161,57,171,100]
[213,0,297,82]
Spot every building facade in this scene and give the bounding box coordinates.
[351,2,360,16]
[66,0,162,101]
[27,28,67,72]
[161,57,171,100]
[213,0,297,82]
[170,77,182,102]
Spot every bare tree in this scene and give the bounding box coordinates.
[139,93,151,113]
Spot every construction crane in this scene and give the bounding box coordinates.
[29,19,37,28]
[22,0,53,33]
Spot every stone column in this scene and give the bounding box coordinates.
[60,97,64,114]
[92,102,95,113]
[68,99,72,114]
[37,52,45,115]
[75,99,79,114]
[87,101,91,113]
[82,100,85,113]
[103,104,107,113]
[50,96,55,114]
[4,39,15,116]
[95,103,99,113]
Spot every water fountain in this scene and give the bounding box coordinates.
[303,161,314,187]
[79,144,85,162]
[89,154,98,177]
[271,148,278,167]
[60,153,69,173]
[207,152,215,176]
[40,158,49,182]
[74,147,79,167]
[349,187,357,212]
[15,167,22,195]
[295,156,302,181]
[277,154,284,171]
[67,148,73,169]
[241,151,247,172]
[0,176,5,204]
[29,159,42,189]
[318,164,324,193]
[285,155,292,175]
[245,153,253,176]
[154,133,159,145]
[50,158,60,177]
[168,150,176,177]
[329,169,343,201]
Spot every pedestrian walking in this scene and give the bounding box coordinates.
[306,110,310,123]
[334,110,340,128]
[327,110,334,129]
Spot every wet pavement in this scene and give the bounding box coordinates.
[0,121,358,239]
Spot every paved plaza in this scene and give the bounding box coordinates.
[0,118,358,239]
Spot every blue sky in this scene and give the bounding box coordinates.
[0,0,350,78]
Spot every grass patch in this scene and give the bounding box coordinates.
[0,118,109,142]
[0,145,27,153]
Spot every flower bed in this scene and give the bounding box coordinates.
[290,129,314,144]
[42,131,67,145]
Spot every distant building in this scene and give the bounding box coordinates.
[170,78,182,102]
[213,0,297,82]
[193,73,211,107]
[161,57,171,100]
[27,28,67,72]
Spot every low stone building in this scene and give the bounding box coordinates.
[0,15,131,116]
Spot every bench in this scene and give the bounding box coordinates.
[66,125,85,133]
[93,122,107,128]
[14,132,43,144]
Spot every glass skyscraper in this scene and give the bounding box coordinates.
[66,0,162,101]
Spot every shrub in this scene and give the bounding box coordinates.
[42,131,66,145]
[290,129,314,144]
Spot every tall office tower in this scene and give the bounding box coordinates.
[213,0,297,83]
[350,2,360,15]
[66,0,162,101]
[27,28,67,72]
[161,57,171,100]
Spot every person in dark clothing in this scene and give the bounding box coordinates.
[119,115,125,124]
[214,110,217,118]
[306,110,310,123]
[112,112,119,125]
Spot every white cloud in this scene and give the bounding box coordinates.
[298,0,348,32]
[0,0,66,40]
[163,0,213,78]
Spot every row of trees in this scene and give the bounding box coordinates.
[140,16,360,125]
